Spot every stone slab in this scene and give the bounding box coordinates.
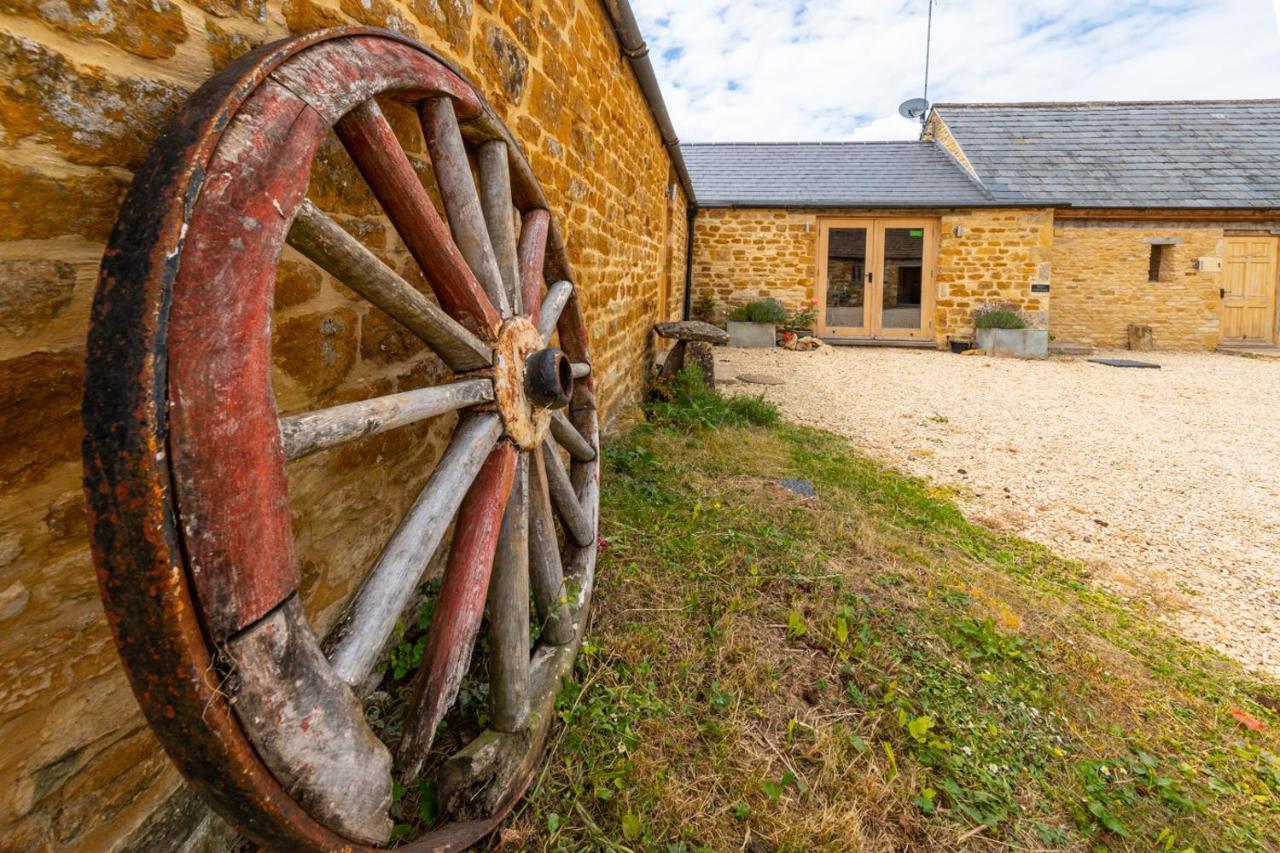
[738,372,784,385]
[654,320,729,344]
[1088,358,1161,369]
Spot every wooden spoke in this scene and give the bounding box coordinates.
[539,439,594,548]
[488,453,531,732]
[478,140,521,313]
[401,443,518,776]
[335,98,500,335]
[229,596,393,845]
[528,448,574,646]
[571,362,590,379]
[288,200,492,372]
[327,414,503,689]
[549,410,596,463]
[280,379,493,461]
[537,280,574,345]
[518,209,550,325]
[421,97,510,317]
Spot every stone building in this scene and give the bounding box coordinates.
[0,1,691,847]
[687,100,1280,351]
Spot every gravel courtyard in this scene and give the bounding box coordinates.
[717,346,1280,677]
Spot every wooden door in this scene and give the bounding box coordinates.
[817,219,874,336]
[816,218,935,339]
[871,220,934,341]
[1221,236,1278,342]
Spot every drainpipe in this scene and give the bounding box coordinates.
[600,0,697,206]
[599,0,699,319]
[683,205,697,319]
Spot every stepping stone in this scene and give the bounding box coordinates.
[776,478,816,498]
[738,373,784,385]
[1088,358,1160,369]
[654,320,729,345]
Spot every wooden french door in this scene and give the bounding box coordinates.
[816,218,935,340]
[1221,236,1278,342]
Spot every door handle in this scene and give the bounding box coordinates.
[866,272,873,284]
[1220,288,1226,299]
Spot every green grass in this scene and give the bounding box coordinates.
[503,377,1280,851]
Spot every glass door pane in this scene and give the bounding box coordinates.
[879,226,925,330]
[825,227,868,330]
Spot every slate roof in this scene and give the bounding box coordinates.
[681,141,997,208]
[933,100,1280,208]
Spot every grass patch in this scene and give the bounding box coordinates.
[504,378,1280,851]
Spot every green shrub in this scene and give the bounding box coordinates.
[691,293,719,323]
[646,365,779,430]
[727,298,789,324]
[973,302,1028,330]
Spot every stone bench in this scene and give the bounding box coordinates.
[654,320,728,387]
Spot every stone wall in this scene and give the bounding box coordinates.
[935,208,1053,343]
[690,206,1052,346]
[0,1,686,848]
[689,207,816,315]
[1050,217,1261,350]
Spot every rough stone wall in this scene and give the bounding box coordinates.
[0,1,686,848]
[934,208,1053,343]
[690,208,817,316]
[690,206,1052,345]
[921,114,979,180]
[1050,218,1236,349]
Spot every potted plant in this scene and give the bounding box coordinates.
[727,298,789,348]
[973,303,1048,358]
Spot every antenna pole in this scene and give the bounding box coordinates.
[921,0,934,122]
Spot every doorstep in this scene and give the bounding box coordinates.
[1217,341,1280,360]
[815,336,935,349]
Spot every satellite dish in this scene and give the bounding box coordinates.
[899,97,930,121]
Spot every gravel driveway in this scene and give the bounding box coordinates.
[718,346,1280,677]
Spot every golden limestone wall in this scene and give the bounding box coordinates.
[1051,218,1231,349]
[690,206,1052,346]
[690,207,816,313]
[934,208,1053,343]
[921,114,978,179]
[0,1,685,847]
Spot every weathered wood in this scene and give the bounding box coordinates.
[287,200,492,372]
[166,80,329,641]
[537,280,574,345]
[402,443,517,776]
[541,440,594,548]
[268,35,481,125]
[1127,323,1154,352]
[280,379,493,461]
[228,596,393,845]
[336,98,500,335]
[528,449,574,646]
[478,140,521,313]
[421,97,510,317]
[488,453,531,733]
[571,362,590,379]
[436,518,598,821]
[327,414,502,688]
[517,209,549,324]
[550,410,595,462]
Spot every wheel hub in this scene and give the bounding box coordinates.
[491,316,572,449]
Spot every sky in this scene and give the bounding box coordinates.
[632,0,1280,142]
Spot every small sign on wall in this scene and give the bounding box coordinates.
[1031,283,1050,293]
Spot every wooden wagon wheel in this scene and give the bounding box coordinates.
[82,28,599,851]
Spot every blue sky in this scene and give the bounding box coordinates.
[632,0,1280,141]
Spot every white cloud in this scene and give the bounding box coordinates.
[633,0,1280,142]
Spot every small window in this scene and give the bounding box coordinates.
[1148,243,1170,282]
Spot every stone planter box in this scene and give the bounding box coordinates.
[976,328,1049,359]
[727,321,776,348]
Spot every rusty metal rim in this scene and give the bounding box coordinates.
[84,26,595,852]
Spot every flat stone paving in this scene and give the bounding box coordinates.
[719,345,1280,677]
